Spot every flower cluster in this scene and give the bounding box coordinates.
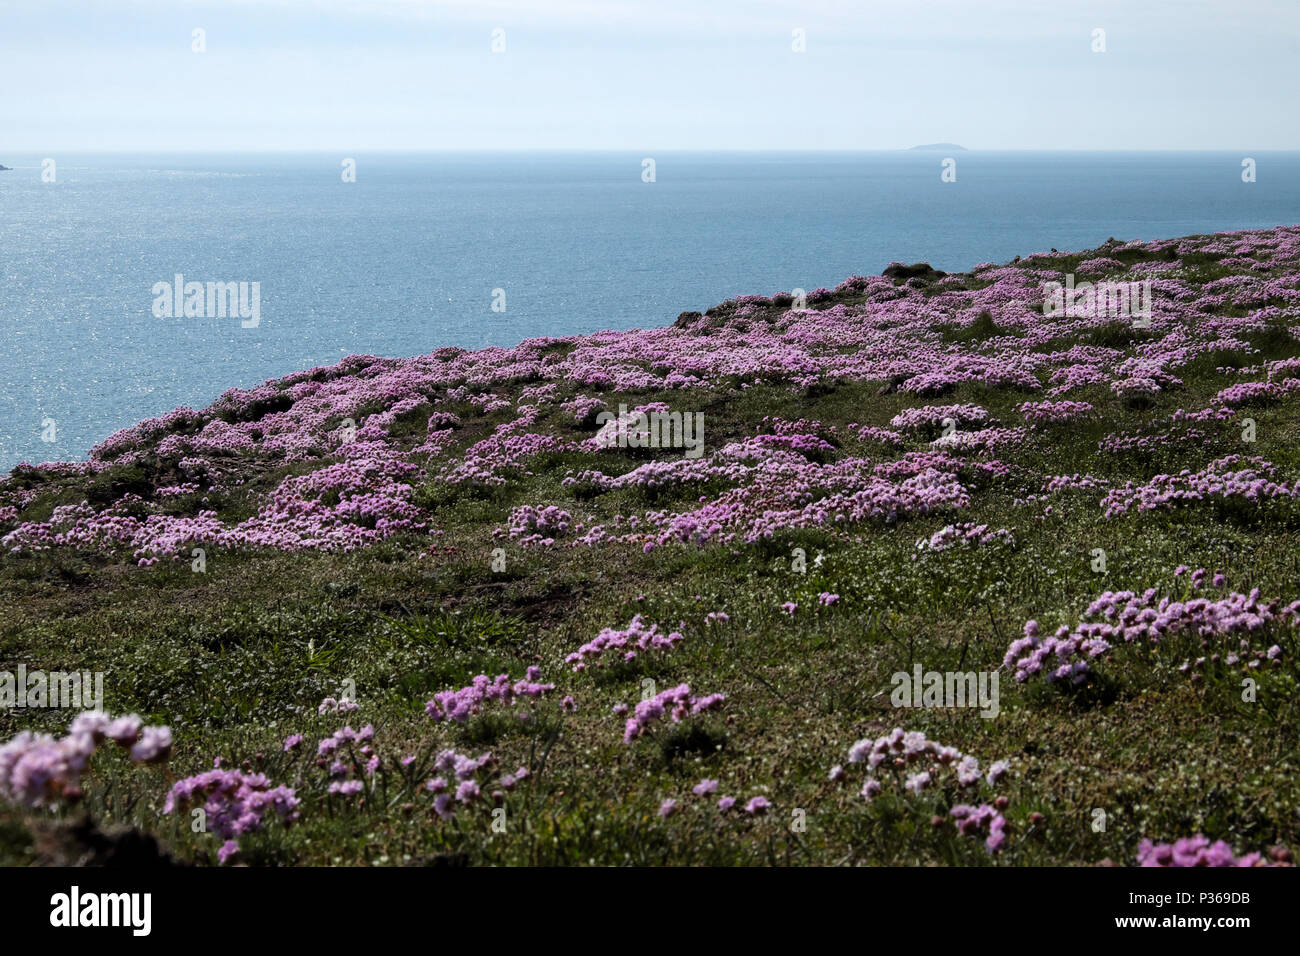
[949,803,1009,853]
[1100,456,1300,518]
[1213,379,1300,407]
[1040,473,1110,494]
[658,779,770,818]
[622,684,725,742]
[1017,400,1094,425]
[1111,376,1164,402]
[1136,835,1281,868]
[0,712,171,809]
[1004,575,1296,683]
[425,749,529,819]
[839,728,1010,801]
[565,615,685,671]
[889,404,990,434]
[318,724,380,792]
[915,522,1014,553]
[504,504,573,546]
[849,423,905,447]
[425,667,556,724]
[317,696,359,716]
[163,767,300,864]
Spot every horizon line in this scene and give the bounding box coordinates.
[5,147,1300,155]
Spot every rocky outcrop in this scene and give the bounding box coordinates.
[881,261,947,282]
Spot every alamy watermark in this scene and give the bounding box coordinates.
[1,666,104,710]
[50,886,151,936]
[152,275,261,328]
[594,404,704,458]
[891,665,999,718]
[1043,274,1152,327]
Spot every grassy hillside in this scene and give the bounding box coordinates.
[2,227,1299,866]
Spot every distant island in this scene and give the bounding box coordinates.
[0,165,11,171]
[908,143,967,151]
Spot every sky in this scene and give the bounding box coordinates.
[2,0,1298,151]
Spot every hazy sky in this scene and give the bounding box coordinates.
[3,0,1298,151]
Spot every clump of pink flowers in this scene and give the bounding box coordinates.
[622,684,725,742]
[914,522,1014,553]
[425,748,527,820]
[950,803,1009,853]
[317,696,359,715]
[840,728,1009,799]
[565,615,684,671]
[1136,835,1288,867]
[1018,400,1094,425]
[1004,573,1296,684]
[504,504,573,546]
[834,729,1012,854]
[890,403,990,434]
[1213,378,1300,408]
[1100,455,1300,518]
[849,424,905,447]
[1111,376,1164,403]
[425,667,556,723]
[0,711,172,809]
[317,724,380,793]
[164,765,300,864]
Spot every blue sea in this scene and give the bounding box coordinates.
[3,150,1300,472]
